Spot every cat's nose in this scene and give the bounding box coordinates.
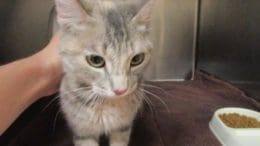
[114,89,127,96]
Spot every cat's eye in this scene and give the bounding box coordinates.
[131,53,145,67]
[86,55,105,68]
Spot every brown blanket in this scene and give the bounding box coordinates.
[2,71,260,146]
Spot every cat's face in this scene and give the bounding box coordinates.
[56,0,154,98]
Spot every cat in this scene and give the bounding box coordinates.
[55,0,154,145]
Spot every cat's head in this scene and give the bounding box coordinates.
[56,0,154,98]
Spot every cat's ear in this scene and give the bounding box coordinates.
[55,0,93,31]
[132,0,155,33]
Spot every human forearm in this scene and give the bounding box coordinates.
[0,34,62,135]
[0,56,47,134]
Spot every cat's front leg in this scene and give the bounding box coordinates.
[74,136,99,146]
[110,127,132,146]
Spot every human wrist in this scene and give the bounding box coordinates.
[35,49,62,98]
[29,34,63,98]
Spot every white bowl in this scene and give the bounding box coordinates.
[209,107,260,146]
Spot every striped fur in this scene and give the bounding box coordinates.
[56,0,154,145]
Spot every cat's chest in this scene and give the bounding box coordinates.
[86,98,140,125]
[61,95,142,134]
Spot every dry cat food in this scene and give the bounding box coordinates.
[219,113,260,128]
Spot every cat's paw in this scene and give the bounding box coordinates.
[110,128,131,146]
[74,138,99,146]
[110,142,128,146]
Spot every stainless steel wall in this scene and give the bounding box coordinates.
[197,0,260,83]
[0,0,197,81]
[146,0,198,81]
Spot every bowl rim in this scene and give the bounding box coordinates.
[214,107,260,131]
[209,107,260,146]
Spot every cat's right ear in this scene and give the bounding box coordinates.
[132,0,155,34]
[55,0,93,31]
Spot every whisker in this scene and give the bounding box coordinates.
[143,94,154,109]
[42,87,92,112]
[141,83,171,97]
[62,86,92,95]
[41,96,60,112]
[75,92,95,118]
[135,91,154,115]
[52,110,62,134]
[51,90,89,134]
[141,83,165,91]
[140,88,170,113]
[91,94,100,108]
[97,95,104,107]
[89,94,98,108]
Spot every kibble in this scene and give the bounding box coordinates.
[219,113,260,128]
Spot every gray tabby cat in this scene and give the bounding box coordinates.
[55,0,154,145]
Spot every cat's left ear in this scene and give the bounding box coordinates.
[132,0,155,33]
